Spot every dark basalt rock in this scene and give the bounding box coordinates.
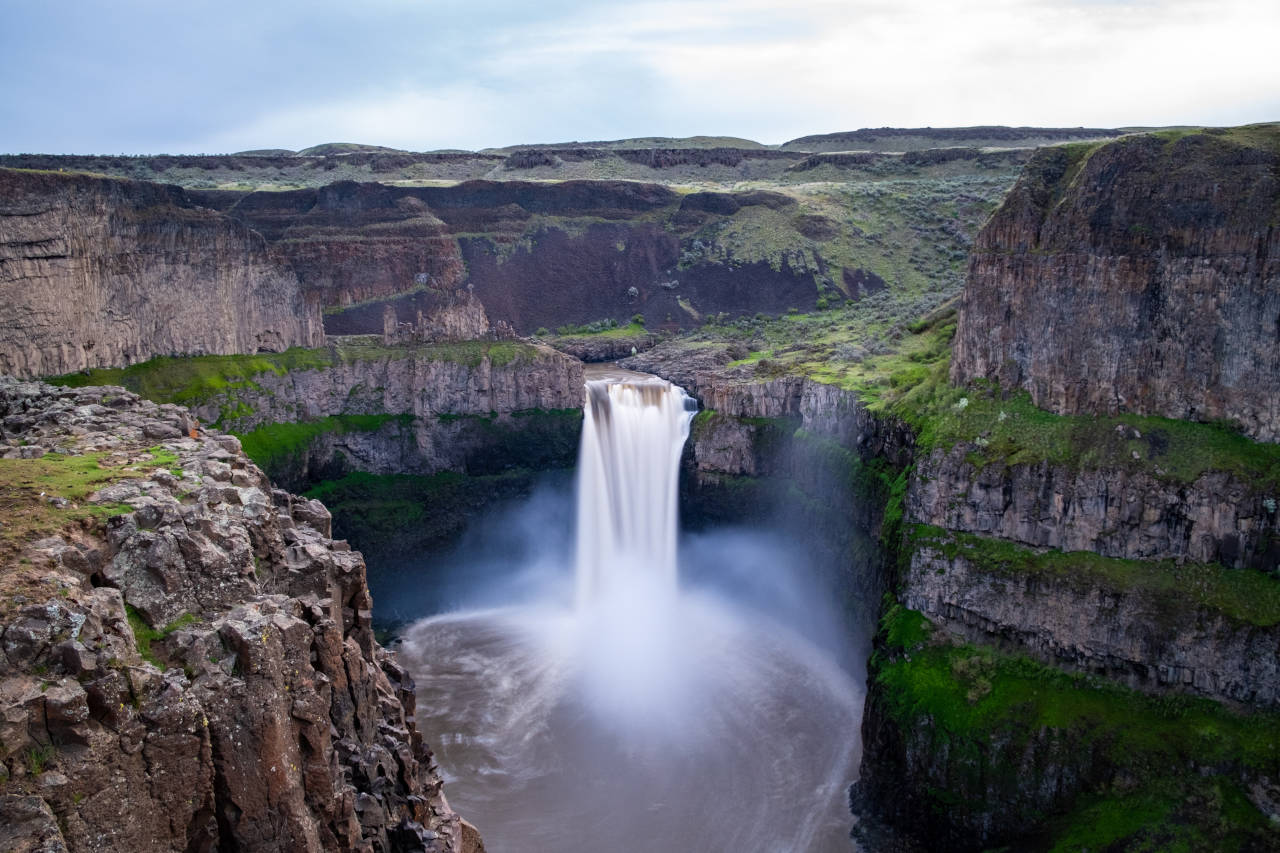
[952,128,1280,442]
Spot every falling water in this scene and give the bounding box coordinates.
[574,378,696,606]
[396,371,865,853]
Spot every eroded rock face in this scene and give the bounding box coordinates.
[0,377,468,852]
[0,169,323,380]
[952,130,1280,441]
[903,545,1280,707]
[909,446,1279,570]
[189,341,584,435]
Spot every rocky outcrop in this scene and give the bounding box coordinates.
[903,542,1280,707]
[379,291,492,345]
[0,377,471,852]
[188,340,583,435]
[781,125,1122,153]
[548,331,657,363]
[908,446,1279,570]
[196,182,468,314]
[626,344,914,471]
[0,169,323,380]
[952,128,1280,442]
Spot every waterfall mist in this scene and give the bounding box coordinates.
[394,376,865,853]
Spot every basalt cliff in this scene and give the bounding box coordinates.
[3,124,1279,852]
[0,377,479,852]
[0,169,323,380]
[629,125,1280,851]
[952,128,1280,442]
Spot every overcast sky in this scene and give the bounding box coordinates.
[2,0,1276,154]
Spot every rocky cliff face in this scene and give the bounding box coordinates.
[194,340,583,435]
[952,128,1280,441]
[189,183,468,314]
[0,377,476,852]
[0,169,323,380]
[909,446,1278,570]
[901,538,1280,708]
[854,127,1280,852]
[199,180,822,337]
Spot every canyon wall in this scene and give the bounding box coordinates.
[197,180,822,336]
[952,127,1280,441]
[854,128,1280,851]
[183,340,584,435]
[0,169,323,380]
[0,377,476,852]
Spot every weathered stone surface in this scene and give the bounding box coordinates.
[903,545,1280,707]
[190,341,583,435]
[952,130,1280,442]
[0,376,470,852]
[549,331,657,363]
[0,795,69,853]
[908,446,1279,570]
[0,169,323,379]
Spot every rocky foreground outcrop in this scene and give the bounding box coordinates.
[0,169,323,380]
[0,377,477,852]
[952,127,1280,441]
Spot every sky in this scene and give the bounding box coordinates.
[1,0,1276,154]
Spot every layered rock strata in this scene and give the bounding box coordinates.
[909,446,1278,570]
[197,341,582,435]
[901,539,1280,707]
[0,377,473,852]
[0,169,323,380]
[952,128,1280,441]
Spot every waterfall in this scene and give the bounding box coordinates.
[573,378,697,607]
[398,369,864,853]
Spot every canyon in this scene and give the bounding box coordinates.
[1,123,1278,851]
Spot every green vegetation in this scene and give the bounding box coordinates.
[0,452,179,551]
[237,414,412,474]
[24,743,57,775]
[909,524,1280,626]
[886,363,1280,490]
[550,318,646,337]
[876,602,1280,851]
[50,348,334,407]
[125,605,198,668]
[49,340,541,427]
[304,469,547,555]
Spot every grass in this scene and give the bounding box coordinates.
[909,524,1280,626]
[48,340,543,426]
[880,611,1279,767]
[548,319,648,339]
[0,453,154,552]
[126,605,199,668]
[875,602,1280,847]
[1046,777,1275,853]
[886,363,1280,491]
[49,348,335,407]
[236,413,412,475]
[24,743,57,775]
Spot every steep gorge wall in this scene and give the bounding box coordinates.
[0,378,476,852]
[201,180,820,335]
[0,169,323,380]
[854,129,1280,851]
[952,128,1280,441]
[190,341,584,435]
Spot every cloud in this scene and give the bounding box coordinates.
[0,0,1275,153]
